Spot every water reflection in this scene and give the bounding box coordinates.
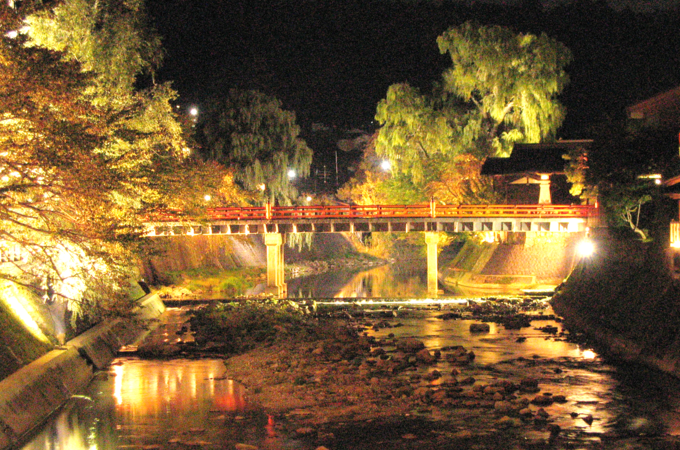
[287,262,519,299]
[21,359,256,450]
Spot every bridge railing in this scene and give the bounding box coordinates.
[147,203,598,222]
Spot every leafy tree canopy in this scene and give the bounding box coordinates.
[196,89,313,205]
[585,121,680,240]
[365,22,571,205]
[0,1,230,322]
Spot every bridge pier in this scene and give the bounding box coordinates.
[264,233,287,297]
[425,232,440,297]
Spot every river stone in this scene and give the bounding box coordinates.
[235,444,259,450]
[470,323,491,333]
[416,348,435,364]
[398,338,425,353]
[497,416,521,428]
[494,400,514,413]
[531,395,554,406]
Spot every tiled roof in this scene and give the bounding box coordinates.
[481,140,592,176]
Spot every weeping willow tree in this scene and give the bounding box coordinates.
[196,89,313,205]
[371,22,571,204]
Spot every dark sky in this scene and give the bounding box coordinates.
[147,0,680,137]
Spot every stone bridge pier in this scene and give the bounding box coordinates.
[263,231,442,298]
[264,233,287,297]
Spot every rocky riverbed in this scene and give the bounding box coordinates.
[137,299,680,450]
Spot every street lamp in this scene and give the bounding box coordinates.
[287,169,296,179]
[380,160,391,172]
[577,239,595,258]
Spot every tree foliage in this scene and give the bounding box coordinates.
[196,89,313,205]
[0,1,217,321]
[437,22,571,146]
[361,22,570,205]
[586,121,680,240]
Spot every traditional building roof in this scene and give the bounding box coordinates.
[481,140,593,176]
[627,85,680,129]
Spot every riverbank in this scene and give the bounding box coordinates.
[552,231,680,377]
[0,293,165,450]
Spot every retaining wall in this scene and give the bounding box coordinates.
[0,293,165,449]
[551,233,680,378]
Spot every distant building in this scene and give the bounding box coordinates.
[481,140,592,205]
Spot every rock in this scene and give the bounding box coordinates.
[413,387,433,399]
[295,427,315,436]
[235,444,259,450]
[531,395,554,406]
[424,370,441,381]
[416,348,436,364]
[494,401,514,413]
[397,338,425,353]
[469,323,491,333]
[459,376,476,385]
[583,414,594,425]
[452,429,473,439]
[520,378,540,392]
[431,389,449,403]
[552,394,567,403]
[497,416,521,428]
[548,424,561,439]
[519,408,533,417]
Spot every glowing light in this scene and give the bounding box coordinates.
[540,174,550,180]
[577,239,595,257]
[581,349,597,359]
[380,160,391,171]
[113,364,124,406]
[306,196,312,202]
[258,183,266,191]
[204,194,211,201]
[672,241,680,249]
[5,30,18,39]
[189,106,199,117]
[287,169,296,179]
[0,282,50,343]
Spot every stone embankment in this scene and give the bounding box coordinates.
[0,294,165,450]
[440,232,583,293]
[552,231,680,377]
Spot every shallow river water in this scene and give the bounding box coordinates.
[18,265,680,450]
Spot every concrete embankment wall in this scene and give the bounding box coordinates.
[440,232,583,292]
[0,294,165,449]
[552,231,680,377]
[140,233,362,284]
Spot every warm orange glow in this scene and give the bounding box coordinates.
[0,282,50,343]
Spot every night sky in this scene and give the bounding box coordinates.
[146,0,680,138]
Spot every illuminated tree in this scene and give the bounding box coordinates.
[0,7,138,316]
[0,1,219,321]
[196,89,313,205]
[437,21,571,148]
[370,22,570,205]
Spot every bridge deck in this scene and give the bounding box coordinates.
[145,204,598,236]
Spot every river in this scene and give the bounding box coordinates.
[18,264,680,449]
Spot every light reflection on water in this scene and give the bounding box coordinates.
[21,359,257,450]
[19,264,680,448]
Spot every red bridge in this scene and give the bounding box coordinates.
[144,202,598,297]
[146,203,599,236]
